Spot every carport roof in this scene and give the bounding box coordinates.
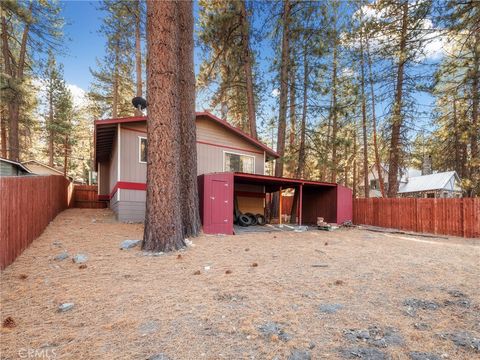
[233,172,337,191]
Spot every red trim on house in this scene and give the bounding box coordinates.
[233,172,337,187]
[105,181,147,200]
[95,116,147,126]
[197,140,264,155]
[235,191,266,198]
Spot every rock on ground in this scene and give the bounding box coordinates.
[72,254,88,264]
[344,326,404,348]
[288,349,311,360]
[147,354,170,360]
[319,303,344,314]
[441,331,480,352]
[57,303,74,312]
[409,352,441,360]
[53,252,69,261]
[341,346,390,360]
[258,322,292,342]
[120,239,142,250]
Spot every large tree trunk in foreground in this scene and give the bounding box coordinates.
[178,0,201,238]
[387,1,408,198]
[240,0,257,139]
[143,0,199,252]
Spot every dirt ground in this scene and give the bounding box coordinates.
[1,209,479,360]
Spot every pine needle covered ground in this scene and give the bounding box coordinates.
[1,209,479,359]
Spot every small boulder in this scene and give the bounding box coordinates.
[54,252,69,261]
[58,303,74,312]
[410,352,441,360]
[319,303,344,314]
[288,349,311,360]
[147,354,170,360]
[120,239,141,250]
[72,254,88,264]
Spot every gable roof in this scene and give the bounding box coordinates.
[398,171,460,194]
[0,157,31,174]
[23,160,64,175]
[94,111,278,164]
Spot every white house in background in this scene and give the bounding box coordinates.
[366,164,463,198]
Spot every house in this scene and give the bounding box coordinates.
[367,164,462,198]
[95,112,353,232]
[0,158,32,176]
[22,160,72,180]
[398,171,462,198]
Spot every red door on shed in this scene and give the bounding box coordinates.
[202,173,234,235]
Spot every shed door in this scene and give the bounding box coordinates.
[204,174,233,235]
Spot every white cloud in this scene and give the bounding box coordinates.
[271,88,280,97]
[66,83,88,110]
[351,4,446,62]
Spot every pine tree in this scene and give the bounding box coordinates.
[197,0,258,136]
[1,0,63,161]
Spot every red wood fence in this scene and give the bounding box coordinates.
[0,175,74,269]
[353,198,480,238]
[73,185,107,208]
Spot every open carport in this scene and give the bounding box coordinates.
[198,172,353,235]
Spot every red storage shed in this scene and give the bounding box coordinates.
[199,172,353,235]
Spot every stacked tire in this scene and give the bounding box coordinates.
[237,213,266,227]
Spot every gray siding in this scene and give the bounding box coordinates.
[103,116,270,222]
[120,123,147,184]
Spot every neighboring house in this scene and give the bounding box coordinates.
[22,160,70,179]
[95,111,353,229]
[95,112,279,222]
[0,158,32,176]
[366,164,462,198]
[398,171,462,198]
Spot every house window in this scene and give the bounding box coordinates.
[224,152,254,173]
[139,137,147,163]
[370,179,378,190]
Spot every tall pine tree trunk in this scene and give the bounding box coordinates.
[296,47,308,179]
[366,34,385,197]
[0,107,6,158]
[271,0,290,219]
[240,0,257,139]
[470,32,479,195]
[387,1,408,198]
[289,58,296,151]
[360,31,369,197]
[112,40,120,118]
[178,0,201,238]
[329,42,338,183]
[143,0,189,251]
[275,0,290,179]
[48,85,54,167]
[134,0,143,116]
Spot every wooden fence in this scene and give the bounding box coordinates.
[73,185,107,208]
[0,175,74,269]
[353,198,480,238]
